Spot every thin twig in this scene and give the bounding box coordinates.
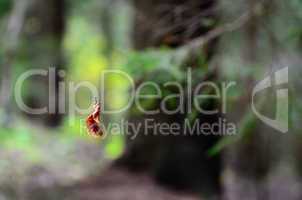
[173,3,264,63]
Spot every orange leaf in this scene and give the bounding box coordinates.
[86,102,104,138]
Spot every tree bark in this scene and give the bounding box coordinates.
[116,0,221,197]
[0,0,30,127]
[22,0,66,127]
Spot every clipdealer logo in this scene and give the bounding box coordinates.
[251,67,288,133]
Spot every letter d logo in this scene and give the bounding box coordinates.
[251,67,288,133]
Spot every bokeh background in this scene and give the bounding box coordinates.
[0,0,301,199]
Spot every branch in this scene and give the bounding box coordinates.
[0,0,31,126]
[4,0,31,51]
[172,3,264,64]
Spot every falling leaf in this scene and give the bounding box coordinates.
[86,102,104,138]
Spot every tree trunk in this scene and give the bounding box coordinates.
[0,0,30,127]
[22,0,66,126]
[116,0,221,197]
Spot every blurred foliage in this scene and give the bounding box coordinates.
[0,126,40,161]
[0,0,11,17]
[62,3,129,159]
[105,135,124,159]
[0,0,301,197]
[125,49,184,81]
[0,0,129,176]
[64,16,106,82]
[208,108,258,156]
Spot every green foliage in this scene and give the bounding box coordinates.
[0,0,11,17]
[64,16,107,82]
[207,109,257,157]
[0,126,41,161]
[125,50,175,79]
[207,96,267,156]
[105,135,124,159]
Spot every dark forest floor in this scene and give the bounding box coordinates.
[64,166,201,200]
